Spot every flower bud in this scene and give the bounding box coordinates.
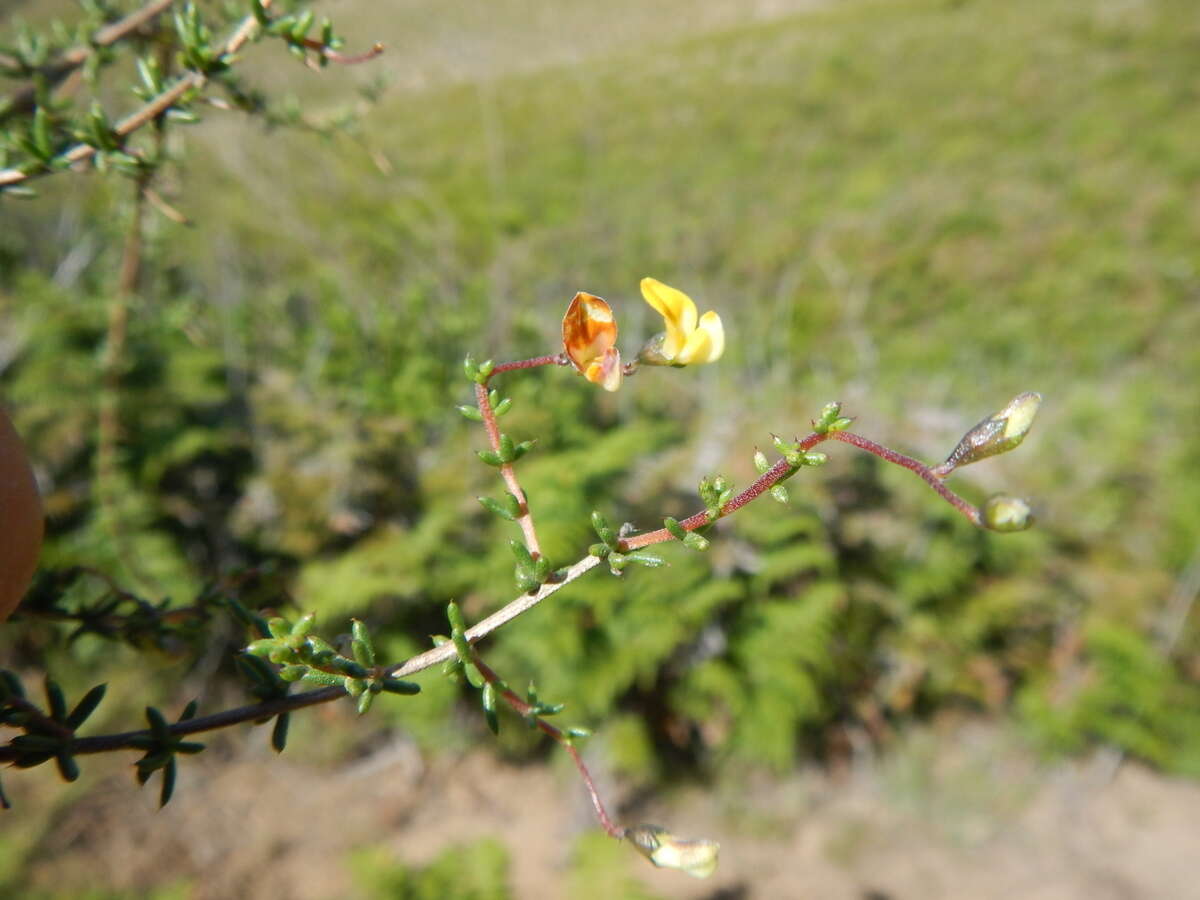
[624,824,720,879]
[936,392,1042,476]
[980,495,1034,532]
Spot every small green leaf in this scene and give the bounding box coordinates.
[267,617,289,639]
[145,706,170,740]
[498,433,516,462]
[591,511,617,548]
[290,613,315,637]
[299,670,342,687]
[278,665,308,682]
[381,678,421,695]
[332,658,370,679]
[664,517,688,541]
[65,684,106,730]
[482,683,499,735]
[44,677,67,721]
[271,714,289,753]
[625,552,666,568]
[356,691,375,715]
[479,496,517,521]
[770,485,789,504]
[772,433,797,455]
[477,449,504,467]
[159,758,177,807]
[351,619,375,667]
[462,662,485,690]
[245,638,278,657]
[510,540,535,569]
[457,404,483,421]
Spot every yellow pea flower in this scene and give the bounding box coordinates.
[562,291,622,391]
[638,277,725,366]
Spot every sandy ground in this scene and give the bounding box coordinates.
[10,720,1200,899]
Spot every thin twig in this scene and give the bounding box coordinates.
[620,428,982,551]
[296,38,385,66]
[475,381,543,559]
[470,652,623,838]
[828,431,981,525]
[490,354,567,376]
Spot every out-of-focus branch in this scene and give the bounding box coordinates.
[0,0,179,123]
[0,2,272,188]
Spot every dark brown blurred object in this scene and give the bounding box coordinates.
[0,404,43,621]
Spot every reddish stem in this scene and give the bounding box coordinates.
[829,431,981,525]
[620,427,982,551]
[490,354,568,376]
[475,382,542,559]
[470,654,622,838]
[620,432,829,551]
[297,38,385,65]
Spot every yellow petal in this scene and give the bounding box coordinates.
[676,325,713,366]
[696,311,725,363]
[562,292,617,373]
[640,278,696,359]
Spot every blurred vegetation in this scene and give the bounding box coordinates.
[2,0,1199,890]
[351,839,511,900]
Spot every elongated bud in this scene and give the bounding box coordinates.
[980,495,1034,532]
[624,824,720,879]
[936,392,1042,477]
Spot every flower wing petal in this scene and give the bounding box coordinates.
[695,310,724,363]
[584,346,623,392]
[676,325,713,365]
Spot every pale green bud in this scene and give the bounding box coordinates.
[936,392,1042,476]
[980,495,1034,532]
[624,824,720,879]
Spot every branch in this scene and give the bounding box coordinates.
[0,554,604,762]
[0,2,271,189]
[475,381,544,559]
[0,394,1030,772]
[469,651,622,838]
[0,0,179,124]
[620,428,984,551]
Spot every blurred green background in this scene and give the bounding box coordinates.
[2,0,1199,896]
